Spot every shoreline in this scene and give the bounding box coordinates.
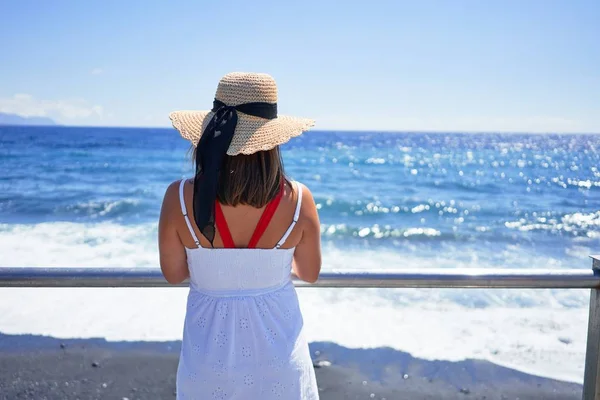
[0,332,582,399]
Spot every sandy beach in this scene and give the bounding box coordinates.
[0,332,582,400]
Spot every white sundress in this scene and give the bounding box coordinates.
[175,179,319,400]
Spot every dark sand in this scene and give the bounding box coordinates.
[0,333,582,399]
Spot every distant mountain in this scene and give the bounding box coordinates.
[0,112,57,126]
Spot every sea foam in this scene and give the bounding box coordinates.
[0,221,591,384]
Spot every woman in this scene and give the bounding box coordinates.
[158,72,322,399]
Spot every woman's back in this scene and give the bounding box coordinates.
[178,178,304,250]
[180,178,303,292]
[162,177,321,285]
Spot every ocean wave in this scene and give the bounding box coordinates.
[313,196,474,218]
[0,222,157,267]
[0,196,150,223]
[62,199,142,219]
[0,222,588,310]
[566,178,600,189]
[364,157,386,164]
[0,218,591,383]
[0,235,590,384]
[504,211,600,238]
[321,223,442,240]
[425,180,504,194]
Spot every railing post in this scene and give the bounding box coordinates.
[583,256,600,400]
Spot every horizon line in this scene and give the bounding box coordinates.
[1,123,600,136]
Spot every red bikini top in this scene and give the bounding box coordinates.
[214,180,285,248]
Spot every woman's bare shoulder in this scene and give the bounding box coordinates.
[291,181,317,218]
[164,179,182,196]
[161,179,185,211]
[294,181,314,201]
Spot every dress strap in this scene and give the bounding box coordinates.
[247,179,285,249]
[275,181,303,249]
[178,179,201,248]
[214,201,235,248]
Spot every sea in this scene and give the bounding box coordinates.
[1,125,599,383]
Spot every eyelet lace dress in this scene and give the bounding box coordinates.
[176,179,319,399]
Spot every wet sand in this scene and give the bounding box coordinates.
[0,333,582,399]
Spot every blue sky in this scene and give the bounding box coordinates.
[1,0,598,132]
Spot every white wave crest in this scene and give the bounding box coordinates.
[505,211,600,237]
[365,157,386,164]
[63,199,140,218]
[320,224,441,239]
[0,222,156,267]
[0,222,591,384]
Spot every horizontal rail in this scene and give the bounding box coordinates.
[0,267,599,288]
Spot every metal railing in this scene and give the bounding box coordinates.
[1,256,600,399]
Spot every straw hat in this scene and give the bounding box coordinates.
[169,72,315,155]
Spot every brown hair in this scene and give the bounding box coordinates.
[193,146,288,208]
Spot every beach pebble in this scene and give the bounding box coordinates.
[558,337,572,345]
[102,383,108,388]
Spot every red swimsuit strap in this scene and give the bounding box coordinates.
[214,180,285,249]
[247,180,285,248]
[214,201,235,248]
